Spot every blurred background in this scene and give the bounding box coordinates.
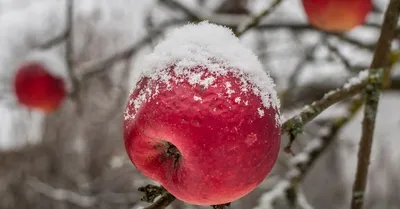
[0,0,399,208]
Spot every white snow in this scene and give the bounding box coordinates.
[193,95,202,102]
[253,180,290,209]
[0,0,151,150]
[21,50,73,93]
[225,81,235,97]
[257,107,265,117]
[344,69,369,89]
[290,152,310,165]
[127,21,281,125]
[235,97,241,104]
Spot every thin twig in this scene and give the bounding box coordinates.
[76,19,186,81]
[65,0,78,94]
[287,97,363,202]
[255,23,375,50]
[256,102,360,209]
[143,193,176,209]
[282,38,324,107]
[160,0,201,21]
[27,177,138,206]
[235,0,284,36]
[28,177,96,207]
[65,0,74,72]
[323,39,352,70]
[39,30,69,50]
[282,70,374,151]
[350,1,400,209]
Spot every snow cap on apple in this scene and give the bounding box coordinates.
[13,51,71,113]
[124,21,281,205]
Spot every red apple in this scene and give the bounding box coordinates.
[302,0,372,32]
[14,61,66,113]
[124,22,281,205]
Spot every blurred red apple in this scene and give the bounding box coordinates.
[124,22,281,205]
[302,0,372,32]
[14,62,66,113]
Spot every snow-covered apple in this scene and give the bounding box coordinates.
[302,0,372,32]
[124,22,281,205]
[14,52,69,113]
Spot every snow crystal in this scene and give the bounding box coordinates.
[235,97,241,104]
[225,81,235,97]
[128,21,281,125]
[257,108,265,117]
[193,95,202,102]
[344,69,369,89]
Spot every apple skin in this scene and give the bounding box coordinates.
[14,62,66,113]
[124,66,281,205]
[302,0,372,32]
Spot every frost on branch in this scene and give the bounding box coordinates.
[254,129,329,209]
[126,21,282,126]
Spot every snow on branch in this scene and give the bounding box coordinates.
[281,69,378,152]
[253,130,327,209]
[254,97,362,209]
[350,0,400,208]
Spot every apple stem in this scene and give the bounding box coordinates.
[164,142,181,168]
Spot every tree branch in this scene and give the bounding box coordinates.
[65,0,74,79]
[235,0,284,36]
[282,70,372,151]
[39,30,69,50]
[160,0,201,21]
[76,19,186,81]
[350,1,400,209]
[27,177,96,208]
[143,193,176,209]
[255,97,362,208]
[256,23,375,50]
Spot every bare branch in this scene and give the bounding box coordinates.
[255,98,362,208]
[256,23,375,50]
[160,0,201,21]
[282,70,373,150]
[143,193,176,209]
[350,0,400,208]
[323,39,352,70]
[235,0,284,36]
[27,177,96,208]
[39,30,69,50]
[76,19,186,81]
[65,0,74,74]
[27,177,139,207]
